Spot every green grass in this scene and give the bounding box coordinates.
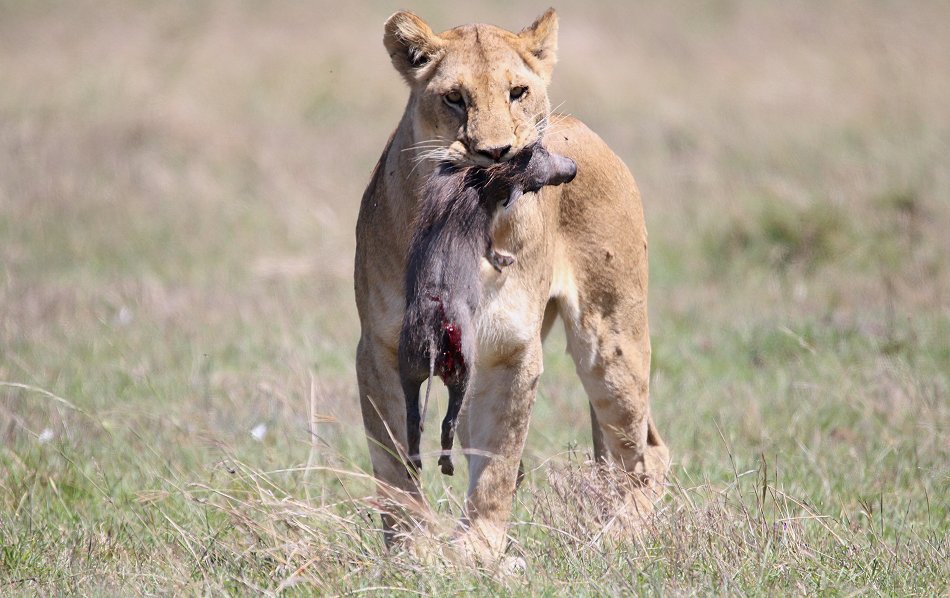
[1,1,948,594]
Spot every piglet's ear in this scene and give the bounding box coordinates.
[384,11,444,85]
[518,8,559,84]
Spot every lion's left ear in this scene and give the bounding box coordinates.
[519,8,559,84]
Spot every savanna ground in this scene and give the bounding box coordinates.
[1,1,948,594]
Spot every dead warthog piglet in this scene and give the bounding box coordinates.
[398,141,576,476]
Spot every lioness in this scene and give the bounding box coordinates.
[355,9,670,558]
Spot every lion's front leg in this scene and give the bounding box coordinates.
[455,339,543,559]
[356,333,428,543]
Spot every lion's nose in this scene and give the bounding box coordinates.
[476,145,511,162]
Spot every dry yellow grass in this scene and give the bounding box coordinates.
[1,1,947,594]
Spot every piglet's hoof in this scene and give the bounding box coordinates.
[438,455,455,476]
[406,457,423,479]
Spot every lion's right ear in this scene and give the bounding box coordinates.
[384,11,443,85]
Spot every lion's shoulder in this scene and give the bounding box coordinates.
[543,115,637,190]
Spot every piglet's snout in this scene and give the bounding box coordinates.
[549,155,577,186]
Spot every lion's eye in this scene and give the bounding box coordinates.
[510,86,528,101]
[444,91,465,109]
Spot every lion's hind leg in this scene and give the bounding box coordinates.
[559,289,670,511]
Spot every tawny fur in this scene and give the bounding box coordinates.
[355,9,671,556]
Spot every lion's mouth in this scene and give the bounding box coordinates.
[465,152,506,168]
[459,142,535,167]
[414,133,538,168]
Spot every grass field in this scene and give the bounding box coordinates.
[1,1,948,594]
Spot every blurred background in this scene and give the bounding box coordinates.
[1,1,947,592]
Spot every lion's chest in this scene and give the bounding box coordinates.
[472,200,551,361]
[474,270,539,360]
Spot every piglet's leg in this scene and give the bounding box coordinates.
[402,378,423,475]
[439,381,467,475]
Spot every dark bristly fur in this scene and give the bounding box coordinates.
[398,142,576,476]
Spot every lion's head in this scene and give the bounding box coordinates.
[384,9,558,167]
